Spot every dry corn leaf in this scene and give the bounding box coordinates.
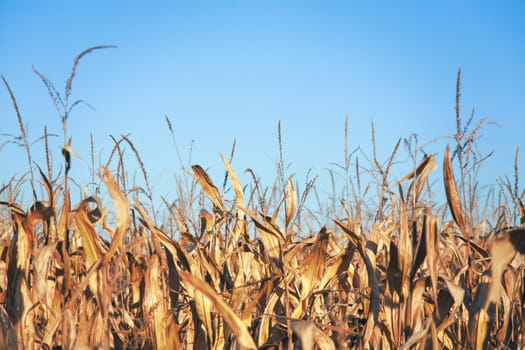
[257,293,279,346]
[291,320,314,350]
[313,325,336,350]
[73,208,107,296]
[61,137,83,177]
[221,154,246,246]
[425,214,439,315]
[134,202,188,312]
[361,241,381,347]
[167,317,182,349]
[474,308,490,350]
[73,296,92,350]
[33,242,58,310]
[140,210,193,272]
[399,153,438,202]
[75,195,105,225]
[485,229,525,310]
[498,289,512,344]
[285,177,297,231]
[240,275,278,326]
[73,210,105,267]
[6,218,34,346]
[0,306,18,349]
[199,208,214,235]
[410,219,427,282]
[435,279,465,347]
[408,277,427,331]
[173,205,189,234]
[333,218,362,249]
[333,218,380,345]
[470,228,525,348]
[36,164,54,204]
[297,227,330,310]
[143,254,169,349]
[256,274,294,346]
[316,254,344,292]
[7,271,36,349]
[443,144,468,237]
[57,189,70,243]
[24,201,53,234]
[242,208,284,266]
[400,318,432,350]
[191,164,226,212]
[397,198,411,301]
[180,270,257,350]
[386,240,402,299]
[101,167,130,264]
[453,233,489,259]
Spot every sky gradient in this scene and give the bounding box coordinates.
[1,1,524,209]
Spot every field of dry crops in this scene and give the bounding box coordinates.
[1,48,524,349]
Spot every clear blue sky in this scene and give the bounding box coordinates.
[1,1,524,209]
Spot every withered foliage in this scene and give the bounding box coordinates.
[1,50,524,349]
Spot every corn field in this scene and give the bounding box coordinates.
[0,47,524,349]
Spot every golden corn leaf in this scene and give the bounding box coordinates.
[73,210,105,267]
[101,167,130,264]
[285,177,297,231]
[470,229,525,348]
[397,198,411,301]
[408,277,427,330]
[443,144,468,236]
[138,206,194,272]
[33,243,58,309]
[57,189,70,243]
[173,205,189,233]
[240,276,278,327]
[193,284,214,347]
[191,164,226,212]
[436,279,465,342]
[487,230,521,306]
[143,254,169,349]
[291,320,314,350]
[0,305,18,349]
[200,208,215,234]
[400,318,432,350]
[241,208,284,264]
[399,153,438,202]
[180,270,257,350]
[474,309,490,350]
[361,241,381,347]
[313,325,336,350]
[298,228,330,303]
[221,154,246,246]
[425,214,439,313]
[257,287,281,346]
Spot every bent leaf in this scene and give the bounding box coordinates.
[180,270,257,350]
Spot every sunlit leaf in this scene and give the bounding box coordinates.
[443,144,468,236]
[180,270,257,350]
[191,164,226,212]
[101,167,130,264]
